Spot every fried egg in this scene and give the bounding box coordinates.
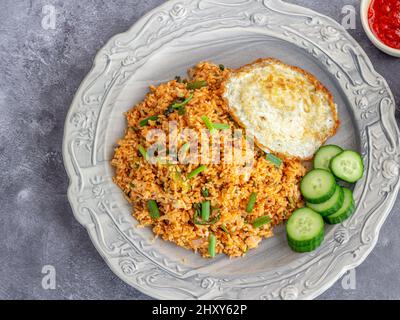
[223,58,339,160]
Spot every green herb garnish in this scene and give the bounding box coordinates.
[246,192,257,213]
[139,115,159,127]
[147,200,160,219]
[252,215,272,228]
[212,123,230,130]
[187,80,208,90]
[172,94,193,109]
[201,116,216,134]
[266,153,282,168]
[208,234,216,258]
[187,165,206,179]
[164,94,193,116]
[138,145,149,161]
[201,200,211,221]
[180,142,190,155]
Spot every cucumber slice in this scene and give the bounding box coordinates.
[313,145,343,171]
[306,185,344,217]
[330,150,364,183]
[287,230,324,252]
[324,188,355,224]
[300,169,336,204]
[288,238,324,253]
[286,208,324,252]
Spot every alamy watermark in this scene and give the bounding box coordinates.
[341,268,357,290]
[41,265,56,290]
[138,122,256,171]
[341,5,357,30]
[41,5,56,30]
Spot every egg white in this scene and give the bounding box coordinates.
[223,60,338,159]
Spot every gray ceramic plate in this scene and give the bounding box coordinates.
[63,0,400,300]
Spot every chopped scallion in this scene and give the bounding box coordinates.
[172,94,193,109]
[212,123,230,130]
[138,145,149,161]
[187,80,208,90]
[147,200,160,219]
[139,115,159,127]
[246,192,257,213]
[201,116,216,134]
[180,142,190,154]
[266,153,282,168]
[252,215,272,228]
[192,203,220,225]
[201,201,211,221]
[187,165,206,179]
[208,234,216,258]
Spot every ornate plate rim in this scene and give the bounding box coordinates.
[62,0,400,300]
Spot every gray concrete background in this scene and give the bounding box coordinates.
[0,0,399,300]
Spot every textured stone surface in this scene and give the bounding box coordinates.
[0,0,398,300]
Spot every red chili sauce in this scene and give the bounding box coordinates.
[368,0,400,49]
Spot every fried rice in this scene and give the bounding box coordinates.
[111,62,306,258]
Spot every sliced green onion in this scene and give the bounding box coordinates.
[201,201,211,221]
[180,142,190,154]
[201,116,216,134]
[220,224,229,234]
[219,64,225,71]
[147,200,160,219]
[252,215,272,228]
[246,192,257,213]
[172,94,193,109]
[187,80,208,90]
[187,165,206,179]
[208,234,216,258]
[266,153,282,168]
[212,123,230,130]
[138,145,149,161]
[164,94,193,116]
[139,115,159,127]
[201,187,209,197]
